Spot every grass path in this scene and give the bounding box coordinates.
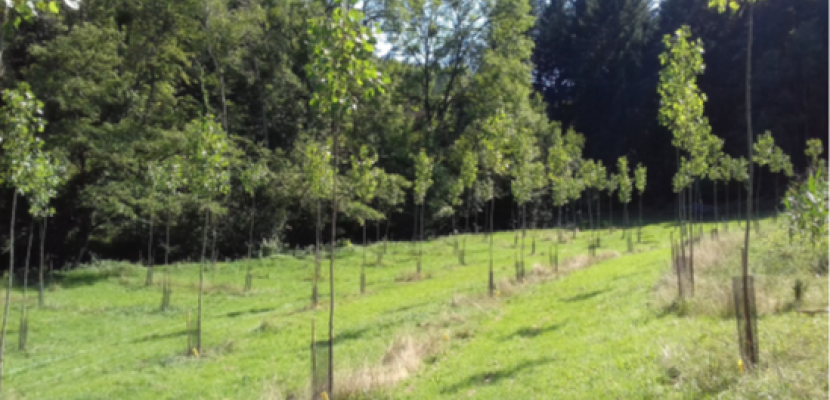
[395,248,677,399]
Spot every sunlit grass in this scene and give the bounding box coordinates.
[1,218,823,399]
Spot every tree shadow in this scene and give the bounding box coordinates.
[225,307,278,317]
[54,271,114,288]
[440,356,557,394]
[133,329,189,343]
[561,289,607,303]
[501,323,564,340]
[313,326,371,347]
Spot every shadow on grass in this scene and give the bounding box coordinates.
[313,326,371,347]
[440,356,557,394]
[134,329,189,343]
[225,307,278,317]
[54,271,114,288]
[502,323,564,340]
[561,289,607,303]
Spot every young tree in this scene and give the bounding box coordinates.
[413,148,434,277]
[375,172,411,254]
[509,125,545,281]
[605,172,618,231]
[239,158,271,259]
[0,84,51,390]
[634,163,647,242]
[658,26,716,295]
[480,110,510,296]
[300,140,333,309]
[769,147,793,216]
[347,145,382,293]
[805,138,824,171]
[306,1,386,392]
[710,0,769,368]
[617,156,633,234]
[753,131,775,219]
[184,114,233,354]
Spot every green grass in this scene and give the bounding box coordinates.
[1,218,825,399]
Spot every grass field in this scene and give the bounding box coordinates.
[1,219,826,399]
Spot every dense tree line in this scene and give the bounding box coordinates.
[533,0,827,205]
[0,0,825,270]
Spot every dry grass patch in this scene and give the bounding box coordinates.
[332,334,443,399]
[652,231,828,318]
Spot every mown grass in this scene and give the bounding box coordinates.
[0,218,824,399]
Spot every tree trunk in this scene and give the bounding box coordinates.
[742,2,757,368]
[38,218,47,308]
[488,196,495,297]
[18,219,34,350]
[165,212,171,265]
[313,199,321,308]
[146,208,155,286]
[197,209,210,352]
[248,197,256,259]
[361,223,366,294]
[0,192,19,390]
[328,129,339,396]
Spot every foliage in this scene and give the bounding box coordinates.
[784,169,830,243]
[413,148,434,206]
[658,25,714,187]
[306,2,387,119]
[634,163,647,196]
[805,138,824,170]
[617,156,632,205]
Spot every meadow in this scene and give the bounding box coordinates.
[2,219,826,399]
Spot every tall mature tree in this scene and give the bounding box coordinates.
[533,0,657,163]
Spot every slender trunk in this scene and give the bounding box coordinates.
[742,3,756,368]
[0,192,19,390]
[38,218,47,308]
[723,181,730,225]
[328,129,339,396]
[248,197,256,259]
[146,208,155,286]
[488,197,495,297]
[587,191,594,233]
[361,223,366,294]
[165,212,171,265]
[714,181,719,223]
[412,202,418,243]
[211,213,218,268]
[384,210,391,254]
[197,209,209,352]
[688,184,695,296]
[19,220,34,350]
[420,203,425,267]
[313,200,321,308]
[637,192,643,239]
[520,203,526,281]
